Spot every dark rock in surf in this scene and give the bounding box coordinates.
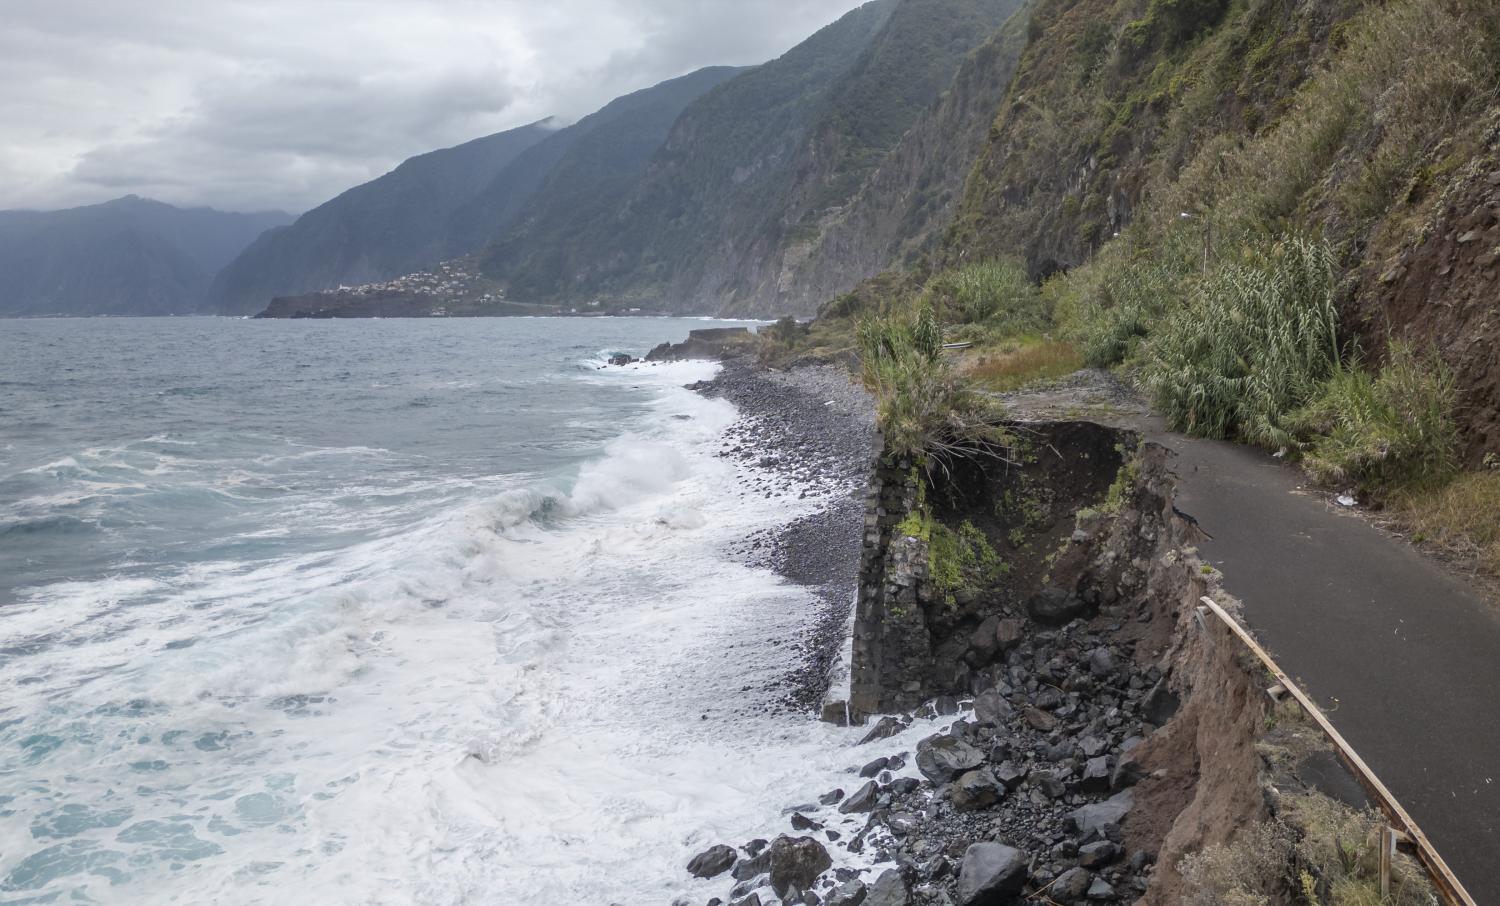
[687,844,737,879]
[768,835,832,899]
[840,780,880,814]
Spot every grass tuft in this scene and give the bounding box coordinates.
[1293,342,1459,494]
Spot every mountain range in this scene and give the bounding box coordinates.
[4,0,1030,318]
[0,197,289,316]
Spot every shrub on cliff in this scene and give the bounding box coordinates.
[1293,342,1459,494]
[857,304,1008,465]
[923,257,1046,331]
[1142,236,1338,448]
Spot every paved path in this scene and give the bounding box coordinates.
[1157,430,1500,900]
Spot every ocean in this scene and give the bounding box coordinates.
[0,318,897,905]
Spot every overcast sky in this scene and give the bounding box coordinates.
[1,0,865,214]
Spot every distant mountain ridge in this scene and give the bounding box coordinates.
[208,119,559,314]
[8,0,1031,318]
[480,0,1023,316]
[0,196,290,317]
[212,66,746,315]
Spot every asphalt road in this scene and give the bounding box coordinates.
[1157,430,1500,901]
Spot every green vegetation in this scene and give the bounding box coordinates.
[1141,236,1338,448]
[856,303,1009,464]
[1180,796,1434,905]
[928,518,1007,605]
[922,257,1046,328]
[1396,470,1500,577]
[1293,343,1459,494]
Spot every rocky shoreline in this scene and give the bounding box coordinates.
[691,357,877,713]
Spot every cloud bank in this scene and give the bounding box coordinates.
[2,0,865,213]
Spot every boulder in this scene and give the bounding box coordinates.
[1069,791,1135,839]
[916,735,985,783]
[768,835,832,899]
[1023,708,1058,732]
[1078,841,1122,869]
[995,618,1025,652]
[687,844,737,879]
[790,813,821,831]
[820,788,846,805]
[607,353,635,366]
[1110,753,1145,791]
[1087,648,1116,677]
[994,761,1026,790]
[866,868,909,906]
[956,842,1028,905]
[1032,771,1065,799]
[731,846,771,881]
[826,880,868,906]
[859,716,906,744]
[1026,586,1087,625]
[1087,878,1116,900]
[970,616,1001,658]
[952,768,1004,812]
[1052,867,1092,903]
[973,691,1014,727]
[839,780,880,814]
[1142,681,1179,726]
[859,757,890,778]
[1080,757,1111,794]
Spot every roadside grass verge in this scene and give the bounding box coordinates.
[1292,343,1459,495]
[964,338,1083,392]
[1394,471,1500,578]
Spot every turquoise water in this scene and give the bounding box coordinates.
[0,317,900,905]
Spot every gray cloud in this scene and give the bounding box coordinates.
[1,0,865,213]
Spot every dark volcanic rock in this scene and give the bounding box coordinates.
[839,780,880,814]
[915,734,984,783]
[859,757,891,778]
[956,842,1028,905]
[1026,586,1087,625]
[972,691,1014,726]
[1078,841,1121,868]
[1069,791,1134,839]
[827,879,869,906]
[768,835,832,899]
[859,716,906,744]
[951,768,1004,811]
[1053,867,1092,903]
[688,844,738,879]
[866,868,909,906]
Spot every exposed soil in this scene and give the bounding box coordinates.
[1354,112,1500,463]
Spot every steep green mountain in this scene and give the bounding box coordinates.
[451,66,746,273]
[482,0,1018,315]
[939,0,1500,454]
[772,1,1031,313]
[209,120,556,314]
[0,196,290,316]
[211,68,742,316]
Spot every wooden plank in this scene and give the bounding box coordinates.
[1197,596,1478,906]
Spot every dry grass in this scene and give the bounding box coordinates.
[964,338,1083,391]
[1394,470,1500,577]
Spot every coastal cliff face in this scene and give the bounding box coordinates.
[683,422,1420,905]
[750,7,1032,316]
[479,0,1023,316]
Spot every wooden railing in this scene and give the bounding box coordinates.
[1196,596,1477,906]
